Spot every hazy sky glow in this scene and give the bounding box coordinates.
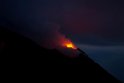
[77,44,124,81]
[1,0,124,82]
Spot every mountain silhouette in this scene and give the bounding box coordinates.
[0,26,121,82]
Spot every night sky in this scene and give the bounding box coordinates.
[1,0,124,81]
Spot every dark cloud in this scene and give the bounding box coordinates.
[1,0,124,47]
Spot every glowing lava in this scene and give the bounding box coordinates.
[66,43,73,48]
[62,39,77,49]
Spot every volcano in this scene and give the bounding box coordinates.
[0,26,121,82]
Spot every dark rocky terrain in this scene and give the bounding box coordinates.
[0,26,121,82]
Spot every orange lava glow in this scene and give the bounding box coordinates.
[62,39,77,49]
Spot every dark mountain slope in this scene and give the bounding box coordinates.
[0,26,121,82]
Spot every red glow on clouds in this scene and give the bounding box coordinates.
[61,7,98,34]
